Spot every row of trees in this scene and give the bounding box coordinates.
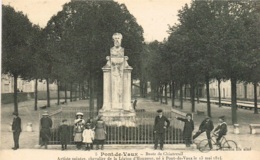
[142,0,260,124]
[2,1,144,116]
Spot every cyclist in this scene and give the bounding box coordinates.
[193,116,214,149]
[214,116,227,146]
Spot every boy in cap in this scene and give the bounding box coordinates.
[176,113,194,147]
[214,116,227,146]
[193,116,214,149]
[154,109,170,150]
[11,112,21,150]
[58,119,70,150]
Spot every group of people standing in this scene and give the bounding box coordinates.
[59,112,106,151]
[11,109,227,151]
[153,109,227,150]
[38,111,106,151]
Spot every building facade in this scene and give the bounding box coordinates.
[1,74,57,93]
[208,79,260,99]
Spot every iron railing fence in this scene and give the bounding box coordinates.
[39,107,189,145]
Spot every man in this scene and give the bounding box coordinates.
[154,109,170,150]
[214,116,227,146]
[193,116,214,149]
[40,111,53,149]
[12,112,21,150]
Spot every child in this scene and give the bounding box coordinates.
[86,117,95,149]
[82,123,94,151]
[58,119,70,150]
[94,116,106,150]
[176,113,194,147]
[73,115,85,150]
[214,116,227,146]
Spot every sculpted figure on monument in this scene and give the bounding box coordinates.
[111,33,124,105]
[110,33,124,57]
[100,32,135,126]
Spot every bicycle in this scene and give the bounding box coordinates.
[198,133,237,152]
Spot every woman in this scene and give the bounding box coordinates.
[94,116,106,150]
[176,113,194,147]
[40,111,52,149]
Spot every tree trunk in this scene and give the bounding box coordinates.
[13,74,18,113]
[231,77,238,124]
[169,83,172,99]
[253,82,258,114]
[152,84,155,101]
[144,81,147,98]
[57,81,60,105]
[196,84,200,104]
[160,85,163,104]
[171,81,175,108]
[157,85,160,101]
[78,83,81,100]
[96,77,103,115]
[70,82,73,102]
[65,83,67,103]
[180,83,183,109]
[205,75,211,117]
[81,84,84,99]
[89,76,95,118]
[155,86,158,101]
[131,78,133,97]
[218,79,221,108]
[34,78,38,111]
[190,82,195,112]
[164,83,168,104]
[184,84,187,100]
[244,83,247,100]
[46,78,50,108]
[175,83,179,99]
[140,79,144,98]
[75,84,78,101]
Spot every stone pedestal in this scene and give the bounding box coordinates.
[99,109,136,127]
[233,124,240,134]
[99,33,136,126]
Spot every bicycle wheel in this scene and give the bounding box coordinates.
[198,139,212,152]
[222,140,237,151]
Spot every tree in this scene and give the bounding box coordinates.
[2,5,35,113]
[44,1,144,116]
[241,1,260,114]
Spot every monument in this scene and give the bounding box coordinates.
[99,33,136,126]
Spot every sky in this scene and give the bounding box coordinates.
[2,0,191,42]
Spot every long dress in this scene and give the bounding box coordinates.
[95,120,106,140]
[40,117,53,143]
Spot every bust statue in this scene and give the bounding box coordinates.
[110,33,124,57]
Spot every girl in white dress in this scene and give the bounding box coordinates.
[82,123,94,150]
